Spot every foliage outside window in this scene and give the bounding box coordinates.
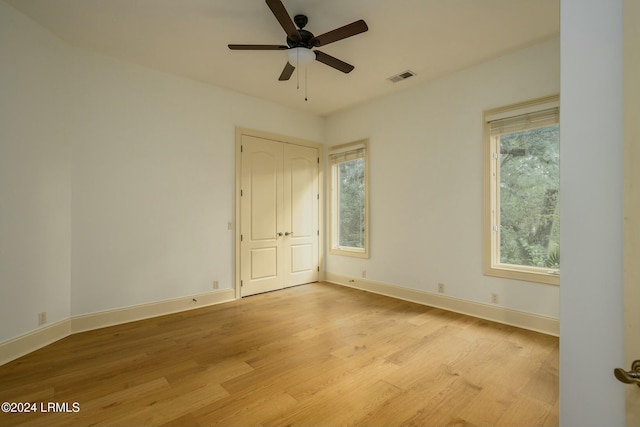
[483,95,560,285]
[329,141,369,258]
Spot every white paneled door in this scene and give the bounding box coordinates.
[283,143,320,288]
[239,134,319,297]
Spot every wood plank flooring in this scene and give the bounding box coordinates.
[0,282,559,426]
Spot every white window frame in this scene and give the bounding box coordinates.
[483,95,560,286]
[329,140,369,258]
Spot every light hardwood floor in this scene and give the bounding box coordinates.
[0,282,558,426]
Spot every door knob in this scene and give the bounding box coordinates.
[284,232,292,236]
[278,232,283,237]
[614,360,640,387]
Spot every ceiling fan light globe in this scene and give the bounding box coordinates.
[287,47,315,67]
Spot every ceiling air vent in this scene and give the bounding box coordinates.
[387,70,416,83]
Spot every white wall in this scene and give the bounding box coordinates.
[559,0,625,425]
[70,49,324,316]
[0,1,72,341]
[324,38,560,319]
[0,1,324,341]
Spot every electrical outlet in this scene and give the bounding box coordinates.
[491,293,499,304]
[438,283,445,293]
[213,280,219,289]
[361,270,366,278]
[38,312,46,325]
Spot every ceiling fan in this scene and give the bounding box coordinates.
[228,0,368,81]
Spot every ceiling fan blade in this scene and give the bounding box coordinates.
[265,0,301,42]
[278,62,296,81]
[228,44,288,50]
[314,51,355,73]
[311,20,368,47]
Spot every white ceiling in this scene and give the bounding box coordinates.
[5,0,559,117]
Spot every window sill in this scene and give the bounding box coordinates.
[330,247,369,259]
[484,264,560,286]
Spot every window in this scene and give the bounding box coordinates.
[329,140,369,258]
[483,95,560,285]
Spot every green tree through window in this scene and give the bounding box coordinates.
[499,125,560,269]
[338,159,365,248]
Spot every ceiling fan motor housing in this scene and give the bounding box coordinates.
[287,15,314,48]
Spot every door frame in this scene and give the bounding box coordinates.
[624,0,640,422]
[234,127,324,299]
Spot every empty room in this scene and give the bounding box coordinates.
[0,0,636,426]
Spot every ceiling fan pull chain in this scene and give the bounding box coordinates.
[296,49,300,90]
[305,67,308,101]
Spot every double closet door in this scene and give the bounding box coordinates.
[239,134,319,297]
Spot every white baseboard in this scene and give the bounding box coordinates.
[0,319,72,366]
[325,272,559,337]
[0,289,236,366]
[71,288,235,333]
